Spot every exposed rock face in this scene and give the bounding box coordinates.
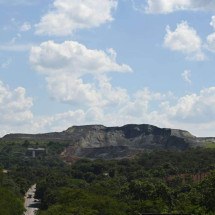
[2,124,202,160]
[64,124,196,150]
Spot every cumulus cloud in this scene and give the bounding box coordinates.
[206,32,215,52]
[164,21,205,61]
[38,86,215,137]
[80,86,215,136]
[161,87,215,124]
[0,81,83,136]
[116,88,168,121]
[1,82,215,137]
[28,39,215,136]
[181,70,192,84]
[37,88,170,133]
[96,75,129,107]
[30,40,132,107]
[35,0,117,36]
[57,86,215,137]
[46,75,101,106]
[30,40,131,75]
[145,0,215,14]
[29,110,87,134]
[0,81,33,127]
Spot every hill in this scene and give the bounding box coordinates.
[2,124,215,160]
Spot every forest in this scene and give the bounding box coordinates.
[1,140,215,214]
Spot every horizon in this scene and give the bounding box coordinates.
[1,123,214,138]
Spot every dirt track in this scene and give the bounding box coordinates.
[24,184,40,215]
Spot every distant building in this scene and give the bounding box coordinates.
[3,169,8,174]
[103,172,109,177]
[27,148,46,158]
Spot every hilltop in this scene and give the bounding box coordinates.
[2,124,215,160]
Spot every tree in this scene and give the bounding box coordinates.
[199,171,215,212]
[0,188,24,215]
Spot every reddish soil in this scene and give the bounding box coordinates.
[166,172,210,184]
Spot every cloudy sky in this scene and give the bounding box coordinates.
[0,0,215,137]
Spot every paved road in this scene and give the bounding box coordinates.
[24,184,40,215]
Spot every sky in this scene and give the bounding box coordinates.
[0,0,215,137]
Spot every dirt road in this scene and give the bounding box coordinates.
[24,184,40,215]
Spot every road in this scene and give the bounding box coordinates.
[24,184,40,215]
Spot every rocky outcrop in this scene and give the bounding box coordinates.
[2,124,204,160]
[63,124,196,150]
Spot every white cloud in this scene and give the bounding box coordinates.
[116,88,167,120]
[35,0,117,36]
[0,81,33,127]
[181,70,192,84]
[164,21,205,61]
[145,0,215,14]
[37,88,170,133]
[56,86,215,137]
[207,16,215,52]
[210,15,215,29]
[27,40,215,137]
[20,22,31,32]
[30,40,132,107]
[96,75,129,107]
[1,82,215,137]
[0,80,36,136]
[83,86,215,136]
[46,75,101,106]
[30,40,131,75]
[42,86,215,137]
[206,32,215,52]
[161,87,215,124]
[29,110,87,134]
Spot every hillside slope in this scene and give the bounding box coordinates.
[2,124,214,160]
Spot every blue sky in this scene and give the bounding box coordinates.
[0,0,215,137]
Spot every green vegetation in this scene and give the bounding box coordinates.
[203,141,215,149]
[34,149,215,215]
[1,139,215,214]
[0,167,25,215]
